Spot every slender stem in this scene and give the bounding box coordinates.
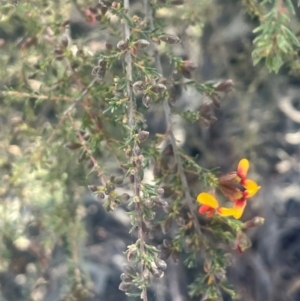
[3,91,73,102]
[46,78,97,144]
[143,0,203,238]
[123,1,148,300]
[68,112,107,184]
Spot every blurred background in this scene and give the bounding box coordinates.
[1,0,300,300]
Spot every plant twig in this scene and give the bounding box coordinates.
[67,112,107,184]
[2,91,73,102]
[143,0,203,238]
[124,1,148,300]
[46,77,97,144]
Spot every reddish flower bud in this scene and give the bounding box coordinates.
[243,216,265,229]
[182,60,197,72]
[214,79,234,93]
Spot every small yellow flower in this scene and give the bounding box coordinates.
[236,158,261,198]
[197,192,246,219]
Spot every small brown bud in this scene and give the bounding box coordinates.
[97,192,105,199]
[151,36,161,45]
[88,6,98,14]
[111,1,120,9]
[106,43,113,50]
[60,35,69,48]
[113,177,124,185]
[144,198,154,208]
[152,267,164,278]
[181,60,197,72]
[160,34,181,44]
[142,94,152,108]
[107,183,115,191]
[76,46,84,56]
[163,239,171,248]
[214,79,234,93]
[243,216,265,229]
[10,116,22,126]
[64,142,82,150]
[92,66,106,79]
[120,193,130,202]
[134,39,150,50]
[137,130,149,143]
[156,187,164,195]
[199,102,213,115]
[215,269,226,282]
[151,83,167,93]
[136,155,144,165]
[181,69,192,79]
[98,59,107,67]
[172,69,181,81]
[151,196,168,207]
[133,81,145,91]
[163,204,172,214]
[54,47,64,55]
[119,281,131,292]
[117,40,129,50]
[133,145,141,155]
[156,259,167,271]
[120,273,132,283]
[88,185,99,192]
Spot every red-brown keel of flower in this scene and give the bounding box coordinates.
[198,205,215,217]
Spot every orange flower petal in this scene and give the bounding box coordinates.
[197,193,219,209]
[206,208,215,218]
[233,199,247,219]
[218,199,247,219]
[237,158,249,180]
[199,205,210,214]
[243,179,260,198]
